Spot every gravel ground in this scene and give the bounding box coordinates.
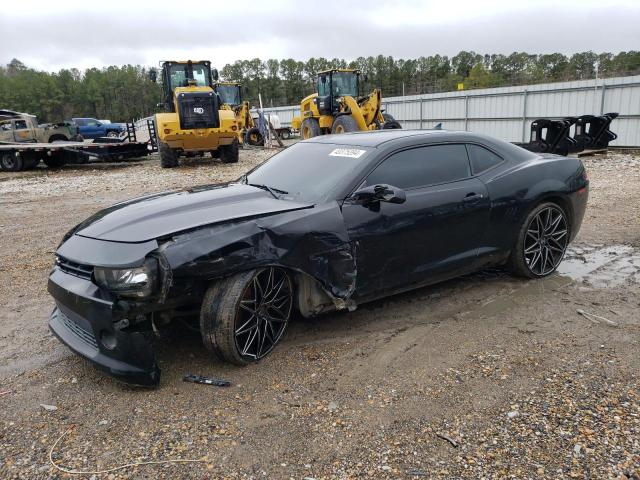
[0,148,639,479]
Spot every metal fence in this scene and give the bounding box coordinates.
[262,74,640,147]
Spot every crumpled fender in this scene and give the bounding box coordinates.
[158,202,356,300]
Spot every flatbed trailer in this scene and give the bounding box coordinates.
[0,139,151,171]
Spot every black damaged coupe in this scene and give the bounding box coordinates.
[48,130,588,386]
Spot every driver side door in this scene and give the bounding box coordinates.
[341,144,491,300]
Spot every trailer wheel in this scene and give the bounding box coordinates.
[278,129,291,140]
[220,139,239,164]
[43,153,66,168]
[246,127,264,146]
[1,152,23,171]
[21,152,41,170]
[159,142,179,168]
[332,115,358,134]
[210,150,221,159]
[48,134,69,142]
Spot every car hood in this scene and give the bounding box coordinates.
[75,183,313,243]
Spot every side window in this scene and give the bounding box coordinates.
[467,144,503,174]
[75,119,86,126]
[87,119,99,126]
[14,120,28,130]
[366,144,471,189]
[0,121,12,131]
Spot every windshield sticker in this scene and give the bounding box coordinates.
[329,148,367,159]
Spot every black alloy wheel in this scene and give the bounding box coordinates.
[234,268,292,360]
[523,204,569,276]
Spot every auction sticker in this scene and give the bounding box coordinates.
[329,148,367,159]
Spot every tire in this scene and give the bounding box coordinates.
[1,152,23,171]
[159,142,179,168]
[43,153,66,168]
[279,129,291,140]
[331,115,358,134]
[22,153,40,170]
[509,202,570,278]
[220,139,239,164]
[246,127,264,146]
[210,150,221,159]
[301,118,321,139]
[200,267,293,365]
[382,113,402,129]
[106,131,119,138]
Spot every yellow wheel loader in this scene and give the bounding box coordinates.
[215,81,264,146]
[291,69,401,139]
[150,60,240,168]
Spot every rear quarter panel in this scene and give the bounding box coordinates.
[480,154,587,258]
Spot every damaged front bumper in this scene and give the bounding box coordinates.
[48,267,160,387]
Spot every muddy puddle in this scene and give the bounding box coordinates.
[558,243,640,288]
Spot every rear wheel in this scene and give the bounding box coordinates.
[509,202,570,278]
[106,131,119,138]
[159,142,179,168]
[382,113,402,129]
[246,127,264,146]
[1,152,23,171]
[331,115,358,134]
[200,267,293,364]
[301,118,321,139]
[220,139,239,163]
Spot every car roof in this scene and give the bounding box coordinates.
[303,129,485,147]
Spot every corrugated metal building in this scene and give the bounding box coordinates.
[262,75,640,146]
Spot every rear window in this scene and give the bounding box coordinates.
[466,144,503,174]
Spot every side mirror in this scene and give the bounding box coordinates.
[148,68,157,83]
[351,184,406,206]
[211,68,219,81]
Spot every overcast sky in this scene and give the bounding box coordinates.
[2,0,639,72]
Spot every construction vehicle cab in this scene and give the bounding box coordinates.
[291,69,401,139]
[151,60,239,167]
[214,81,264,146]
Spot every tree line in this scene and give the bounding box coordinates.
[1,51,638,123]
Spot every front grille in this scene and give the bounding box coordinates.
[56,255,93,280]
[177,91,220,130]
[59,310,99,349]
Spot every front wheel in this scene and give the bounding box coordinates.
[106,131,119,138]
[220,139,239,163]
[509,202,570,278]
[382,113,402,129]
[200,267,293,364]
[331,115,358,134]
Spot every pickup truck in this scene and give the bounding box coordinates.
[0,110,81,144]
[72,117,125,139]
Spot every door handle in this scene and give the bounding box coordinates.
[462,192,483,203]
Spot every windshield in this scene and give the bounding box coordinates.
[217,84,242,106]
[245,142,372,203]
[332,72,358,97]
[168,63,211,89]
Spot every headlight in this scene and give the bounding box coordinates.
[94,258,158,298]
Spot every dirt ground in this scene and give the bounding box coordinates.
[0,148,639,479]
